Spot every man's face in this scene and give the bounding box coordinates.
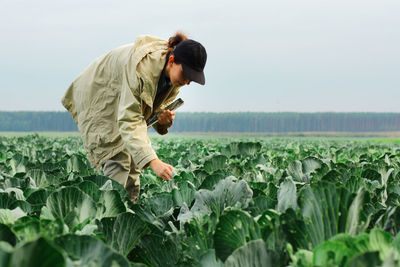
[168,56,191,87]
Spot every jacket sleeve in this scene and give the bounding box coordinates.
[117,67,157,170]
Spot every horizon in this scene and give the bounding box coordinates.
[2,110,400,114]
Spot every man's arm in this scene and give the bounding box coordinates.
[117,66,174,180]
[117,68,157,170]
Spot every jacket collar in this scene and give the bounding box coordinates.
[132,35,181,111]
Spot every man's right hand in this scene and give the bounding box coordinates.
[149,158,174,181]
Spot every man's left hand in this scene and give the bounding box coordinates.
[158,110,175,125]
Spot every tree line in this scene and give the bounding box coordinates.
[1,111,400,132]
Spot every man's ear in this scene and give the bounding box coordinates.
[168,55,175,65]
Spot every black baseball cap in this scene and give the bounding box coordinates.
[173,39,207,85]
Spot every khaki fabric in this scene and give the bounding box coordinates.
[102,149,141,203]
[61,35,182,170]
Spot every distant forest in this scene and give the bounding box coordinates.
[1,111,400,132]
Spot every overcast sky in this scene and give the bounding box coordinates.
[1,0,399,112]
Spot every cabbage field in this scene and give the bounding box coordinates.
[1,134,400,266]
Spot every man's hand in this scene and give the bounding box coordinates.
[158,110,175,125]
[149,158,174,180]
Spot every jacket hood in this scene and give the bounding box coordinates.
[133,35,169,70]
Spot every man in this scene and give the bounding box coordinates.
[61,33,207,202]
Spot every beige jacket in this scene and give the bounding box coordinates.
[61,35,181,170]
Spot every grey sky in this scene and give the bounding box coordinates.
[1,0,399,112]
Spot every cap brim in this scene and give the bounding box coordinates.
[181,63,205,85]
